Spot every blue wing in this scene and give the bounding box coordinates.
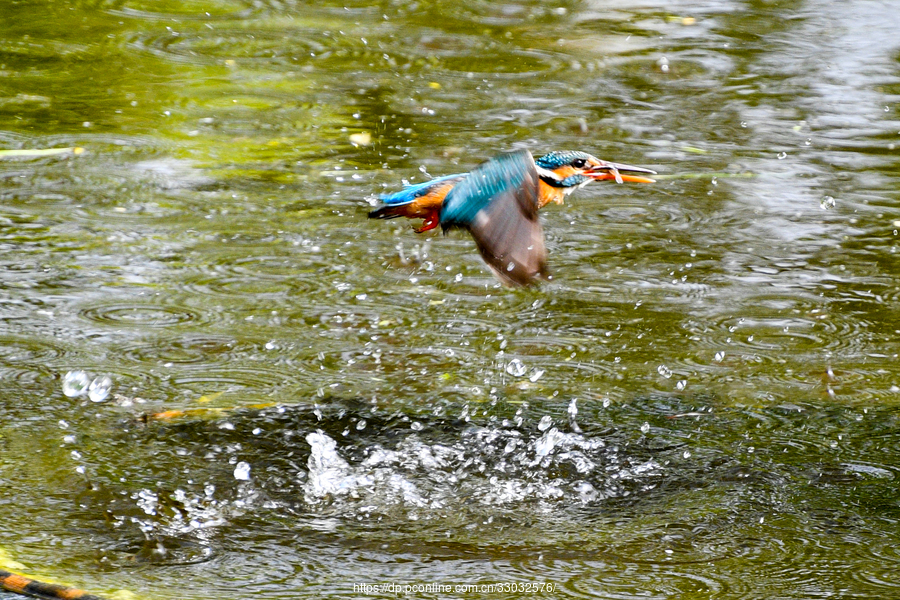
[439,149,547,286]
[380,173,466,206]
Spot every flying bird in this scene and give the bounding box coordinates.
[369,149,655,285]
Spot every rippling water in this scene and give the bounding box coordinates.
[1,0,899,598]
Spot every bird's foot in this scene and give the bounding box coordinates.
[414,213,440,233]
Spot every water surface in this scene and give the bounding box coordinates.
[1,0,900,598]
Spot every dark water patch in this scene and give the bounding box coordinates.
[4,386,900,599]
[38,397,897,595]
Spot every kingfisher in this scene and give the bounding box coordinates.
[368,149,656,286]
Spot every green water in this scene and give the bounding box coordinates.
[1,0,900,598]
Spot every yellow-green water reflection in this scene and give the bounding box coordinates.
[1,0,900,598]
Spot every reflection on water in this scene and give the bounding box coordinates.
[1,0,900,598]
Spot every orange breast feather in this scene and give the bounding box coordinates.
[401,181,456,218]
[537,180,566,208]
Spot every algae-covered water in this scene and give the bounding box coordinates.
[1,0,900,598]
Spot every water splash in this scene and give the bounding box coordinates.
[233,461,251,481]
[305,430,375,503]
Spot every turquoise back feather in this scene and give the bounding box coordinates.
[379,173,464,206]
[440,150,534,227]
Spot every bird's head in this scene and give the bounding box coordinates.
[535,150,656,191]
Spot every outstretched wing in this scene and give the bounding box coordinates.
[440,149,547,286]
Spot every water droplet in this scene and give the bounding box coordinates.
[88,376,112,402]
[63,371,90,397]
[265,340,277,350]
[777,152,787,159]
[233,461,251,481]
[714,351,725,362]
[529,368,545,382]
[676,380,687,391]
[356,419,367,431]
[640,422,651,434]
[657,364,672,378]
[820,195,835,210]
[410,421,424,431]
[740,121,747,128]
[535,427,564,456]
[506,359,527,377]
[538,415,553,431]
[574,481,597,503]
[683,450,692,458]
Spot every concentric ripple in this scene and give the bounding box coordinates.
[0,335,65,384]
[80,302,204,328]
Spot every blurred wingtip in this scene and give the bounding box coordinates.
[439,149,549,286]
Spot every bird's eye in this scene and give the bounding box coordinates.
[571,158,587,168]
